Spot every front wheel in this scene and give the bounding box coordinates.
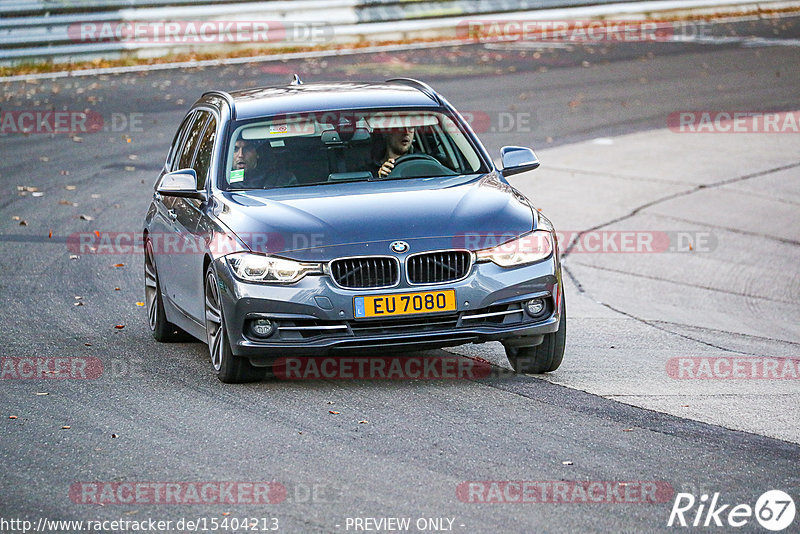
[204,265,266,383]
[505,295,566,374]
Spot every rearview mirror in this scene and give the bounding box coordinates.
[157,169,207,200]
[500,146,540,177]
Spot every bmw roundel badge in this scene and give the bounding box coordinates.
[390,241,410,254]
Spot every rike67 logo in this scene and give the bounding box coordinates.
[668,490,796,530]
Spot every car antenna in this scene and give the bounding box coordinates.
[290,74,303,85]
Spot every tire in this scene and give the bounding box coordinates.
[204,264,266,383]
[144,238,185,342]
[506,294,566,374]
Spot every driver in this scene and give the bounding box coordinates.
[376,126,415,178]
[230,138,296,189]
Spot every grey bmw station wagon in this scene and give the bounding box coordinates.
[143,77,566,382]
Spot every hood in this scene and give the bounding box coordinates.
[214,174,534,261]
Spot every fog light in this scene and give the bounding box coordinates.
[250,318,276,338]
[525,298,546,317]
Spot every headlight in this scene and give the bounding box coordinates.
[476,230,554,267]
[226,252,322,283]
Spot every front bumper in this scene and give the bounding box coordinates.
[213,255,561,360]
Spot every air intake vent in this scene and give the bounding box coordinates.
[407,251,472,285]
[330,257,400,289]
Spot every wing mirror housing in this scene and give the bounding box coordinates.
[157,169,207,200]
[500,146,540,177]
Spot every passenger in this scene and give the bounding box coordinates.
[230,138,296,188]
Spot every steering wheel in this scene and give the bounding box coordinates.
[387,153,452,178]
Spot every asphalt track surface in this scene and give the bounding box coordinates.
[1,15,799,534]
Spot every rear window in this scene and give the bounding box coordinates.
[221,109,489,190]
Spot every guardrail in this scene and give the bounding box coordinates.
[0,0,793,65]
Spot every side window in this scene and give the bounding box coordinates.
[178,110,210,171]
[192,116,217,189]
[166,111,196,172]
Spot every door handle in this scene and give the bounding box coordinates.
[167,209,177,221]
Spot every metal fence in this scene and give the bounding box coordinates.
[0,0,778,64]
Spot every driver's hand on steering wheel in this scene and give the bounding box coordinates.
[378,158,395,178]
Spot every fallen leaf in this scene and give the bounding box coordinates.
[135,302,144,307]
[62,425,71,430]
[327,401,335,405]
[562,461,573,465]
[114,287,121,291]
[72,136,83,143]
[113,263,125,268]
[79,214,94,221]
[111,433,118,438]
[11,216,20,221]
[65,185,77,190]
[34,392,49,396]
[94,230,100,237]
[329,411,340,415]
[69,255,79,260]
[91,194,100,199]
[19,220,27,226]
[623,428,634,432]
[128,155,138,160]
[358,420,368,424]
[58,199,78,206]
[114,325,125,329]
[124,166,136,172]
[9,416,18,420]
[39,156,49,162]
[73,302,83,307]
[60,170,70,176]
[48,230,53,238]
[31,192,44,197]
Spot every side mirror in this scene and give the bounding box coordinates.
[500,146,540,177]
[157,169,207,200]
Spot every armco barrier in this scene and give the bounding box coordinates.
[1,0,797,65]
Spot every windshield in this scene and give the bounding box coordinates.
[222,109,489,190]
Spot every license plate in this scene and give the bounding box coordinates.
[354,290,456,319]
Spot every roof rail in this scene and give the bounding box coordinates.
[202,90,236,120]
[385,78,442,105]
